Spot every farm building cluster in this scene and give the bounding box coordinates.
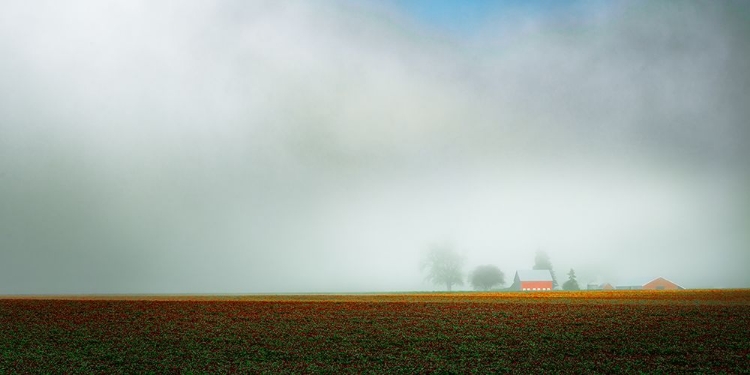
[587,277,683,290]
[509,270,683,291]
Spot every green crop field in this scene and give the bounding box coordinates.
[1,290,748,373]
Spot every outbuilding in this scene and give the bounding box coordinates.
[587,282,614,290]
[510,270,553,291]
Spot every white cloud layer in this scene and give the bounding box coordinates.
[1,1,748,293]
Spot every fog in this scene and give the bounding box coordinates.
[1,1,748,294]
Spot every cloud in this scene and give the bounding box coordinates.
[0,0,747,293]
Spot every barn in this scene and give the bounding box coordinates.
[510,270,553,291]
[642,277,683,290]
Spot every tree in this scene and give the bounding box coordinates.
[421,244,466,291]
[532,249,558,288]
[469,265,505,291]
[563,268,580,291]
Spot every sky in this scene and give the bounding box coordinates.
[0,1,748,294]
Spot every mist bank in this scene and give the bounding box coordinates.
[0,1,748,293]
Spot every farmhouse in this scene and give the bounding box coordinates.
[643,277,683,290]
[510,270,553,291]
[616,277,683,290]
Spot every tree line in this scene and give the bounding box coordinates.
[421,245,580,291]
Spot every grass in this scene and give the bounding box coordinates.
[1,290,748,373]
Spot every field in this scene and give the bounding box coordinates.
[1,290,748,373]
